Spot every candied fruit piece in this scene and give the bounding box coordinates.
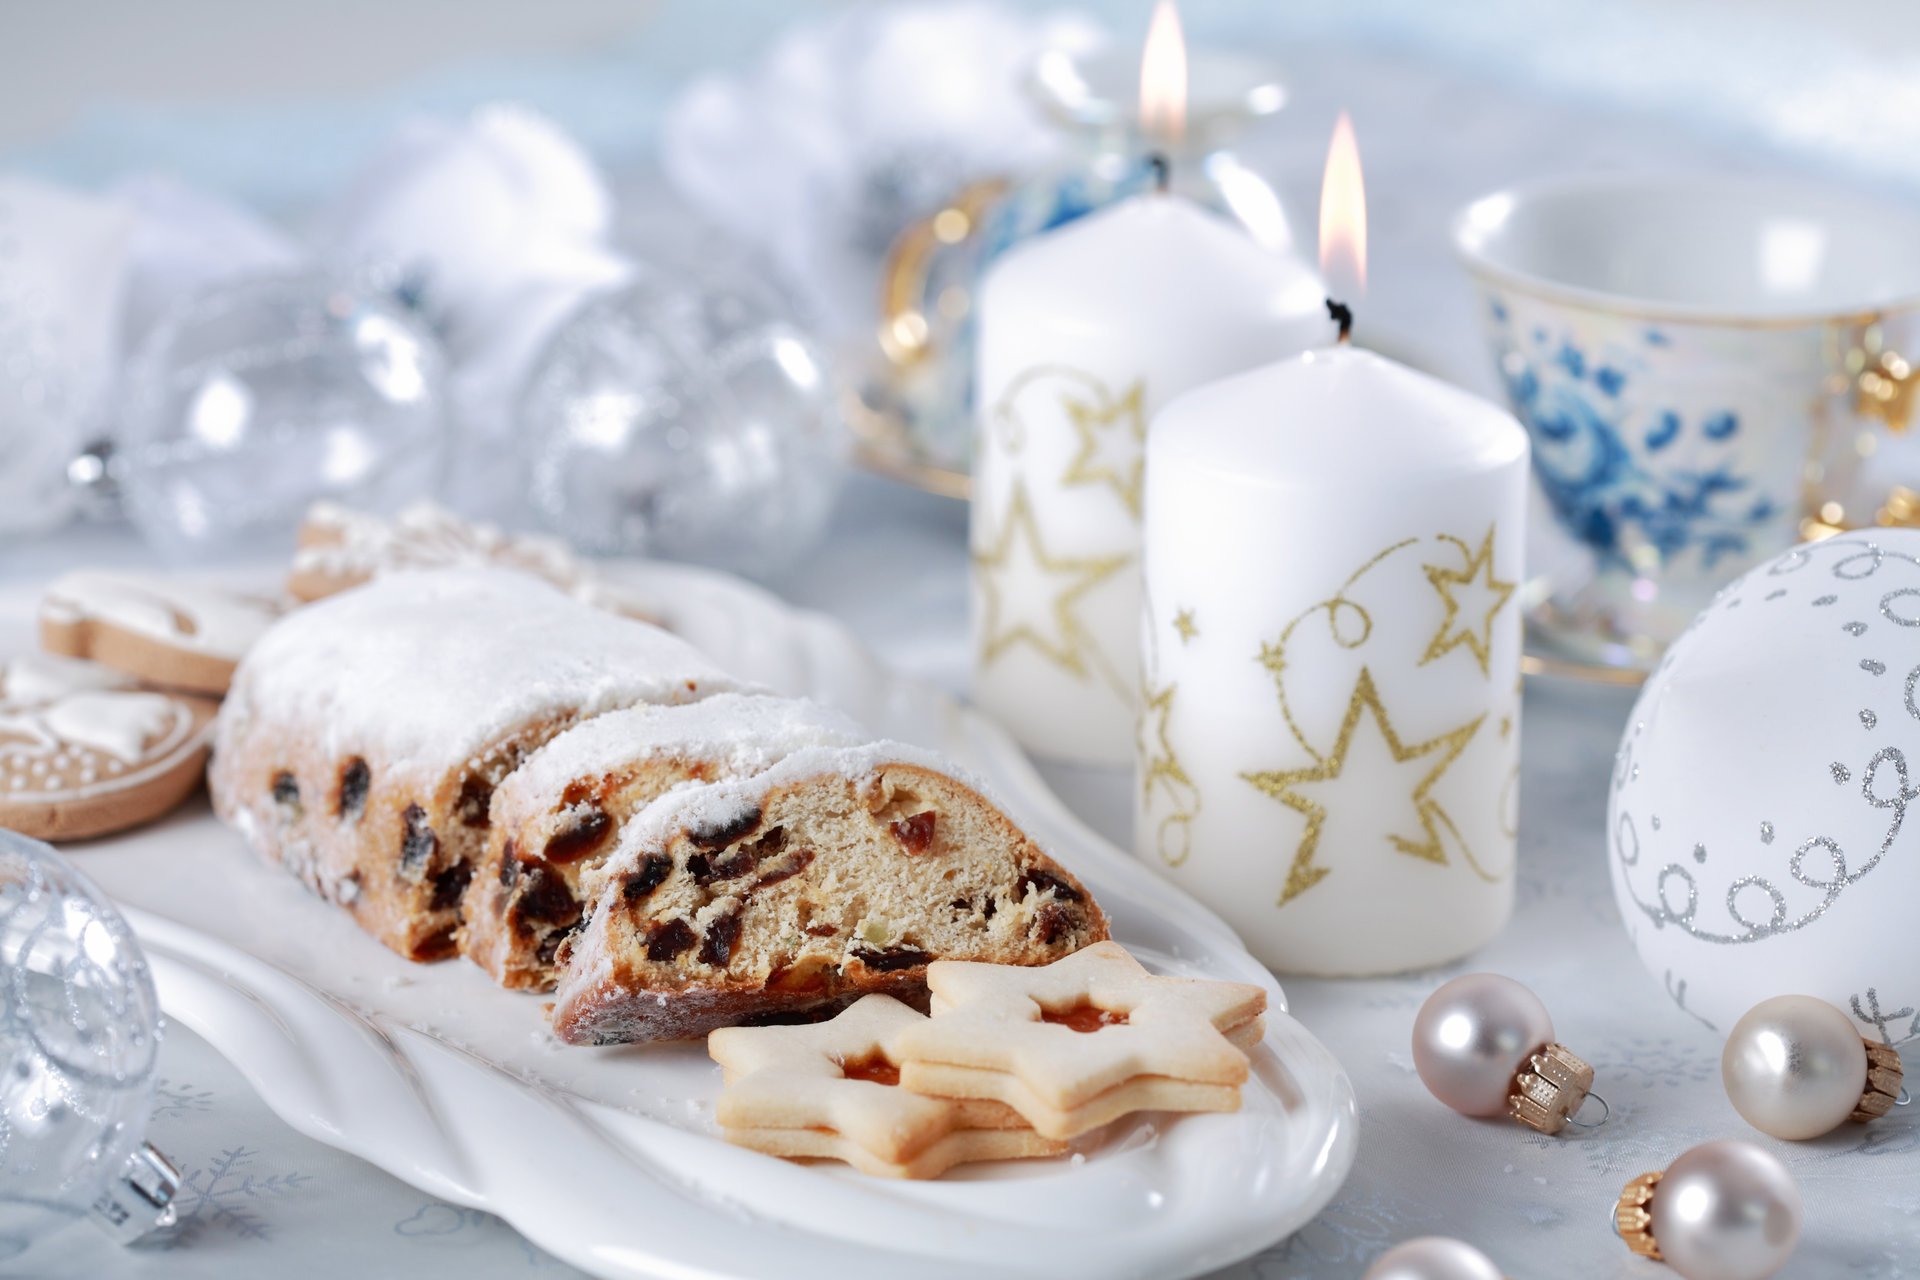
[400,804,438,878]
[688,845,757,885]
[338,758,369,819]
[645,918,697,961]
[698,904,743,966]
[622,854,672,903]
[687,805,762,850]
[514,865,579,927]
[545,803,612,863]
[429,861,473,911]
[888,811,938,855]
[1034,901,1075,945]
[750,848,815,891]
[455,776,493,829]
[1020,868,1083,904]
[851,944,932,972]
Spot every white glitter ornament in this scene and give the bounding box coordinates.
[0,831,176,1256]
[0,177,129,538]
[1609,530,1920,1043]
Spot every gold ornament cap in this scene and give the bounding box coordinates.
[1508,1042,1597,1135]
[1614,1170,1664,1260]
[1853,1039,1905,1123]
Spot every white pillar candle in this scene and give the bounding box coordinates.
[971,194,1331,762]
[1137,344,1530,974]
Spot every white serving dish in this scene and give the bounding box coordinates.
[0,562,1356,1279]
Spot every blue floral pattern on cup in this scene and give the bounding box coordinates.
[1486,298,1779,573]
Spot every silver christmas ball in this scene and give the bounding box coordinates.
[0,831,162,1258]
[520,268,845,580]
[1412,973,1554,1116]
[1722,994,1869,1140]
[1364,1236,1504,1280]
[118,270,448,558]
[1649,1140,1801,1280]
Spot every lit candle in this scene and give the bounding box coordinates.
[1136,116,1530,974]
[969,0,1332,764]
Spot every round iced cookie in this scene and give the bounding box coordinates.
[0,652,218,840]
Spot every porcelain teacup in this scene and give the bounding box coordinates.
[1453,175,1920,671]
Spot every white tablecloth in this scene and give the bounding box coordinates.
[5,476,1910,1279]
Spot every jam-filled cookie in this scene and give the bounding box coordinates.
[0,653,218,841]
[892,941,1266,1139]
[710,993,1065,1179]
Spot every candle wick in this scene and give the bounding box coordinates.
[1325,298,1353,343]
[1146,152,1171,194]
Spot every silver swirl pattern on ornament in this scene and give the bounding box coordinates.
[1616,539,1920,948]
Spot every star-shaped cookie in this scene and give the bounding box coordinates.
[893,942,1267,1139]
[709,994,1066,1179]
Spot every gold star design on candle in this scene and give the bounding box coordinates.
[1137,679,1191,803]
[1060,380,1147,519]
[1172,609,1199,644]
[1243,668,1484,906]
[1419,525,1515,678]
[974,482,1130,677]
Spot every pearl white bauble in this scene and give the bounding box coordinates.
[1608,531,1920,1040]
[1364,1236,1503,1280]
[1649,1140,1801,1280]
[1722,994,1868,1139]
[1411,973,1554,1116]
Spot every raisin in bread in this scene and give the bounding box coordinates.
[209,568,744,959]
[550,743,1108,1044]
[460,693,864,990]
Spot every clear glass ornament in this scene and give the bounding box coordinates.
[116,271,449,560]
[0,831,163,1258]
[521,268,845,579]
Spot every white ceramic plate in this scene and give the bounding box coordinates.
[0,564,1356,1280]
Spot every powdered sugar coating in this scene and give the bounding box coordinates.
[495,693,865,830]
[224,568,745,778]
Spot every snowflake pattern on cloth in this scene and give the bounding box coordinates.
[156,1147,314,1249]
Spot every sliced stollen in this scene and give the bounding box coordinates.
[550,743,1109,1044]
[460,693,865,990]
[209,568,744,960]
[892,941,1267,1139]
[710,993,1066,1179]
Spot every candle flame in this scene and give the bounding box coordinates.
[1139,0,1187,148]
[1318,111,1367,297]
